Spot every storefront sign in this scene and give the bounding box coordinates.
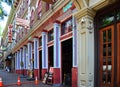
[63,1,72,12]
[8,24,13,43]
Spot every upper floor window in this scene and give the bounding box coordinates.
[61,18,72,35]
[37,0,42,19]
[48,29,54,42]
[39,37,42,46]
[46,3,52,11]
[30,9,34,27]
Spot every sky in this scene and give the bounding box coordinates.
[0,2,11,36]
[0,2,11,46]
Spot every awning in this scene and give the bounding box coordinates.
[42,0,55,4]
[15,18,29,29]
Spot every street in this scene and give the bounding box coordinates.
[0,70,70,87]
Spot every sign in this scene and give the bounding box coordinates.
[15,18,29,29]
[63,1,72,12]
[8,24,13,43]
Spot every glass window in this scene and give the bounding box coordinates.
[61,18,72,35]
[117,10,120,20]
[48,29,54,42]
[39,37,42,46]
[100,14,114,27]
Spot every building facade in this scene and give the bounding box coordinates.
[2,0,120,87]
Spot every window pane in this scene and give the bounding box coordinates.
[48,29,54,42]
[103,31,106,42]
[108,29,112,42]
[100,14,114,27]
[108,44,112,56]
[107,71,111,84]
[102,71,107,84]
[103,57,106,65]
[117,10,120,20]
[108,57,112,65]
[103,44,106,56]
[61,18,72,35]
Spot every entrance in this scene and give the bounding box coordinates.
[39,50,42,80]
[95,1,120,86]
[48,46,54,69]
[99,25,114,87]
[61,38,72,86]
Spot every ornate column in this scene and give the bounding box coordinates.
[34,37,39,78]
[42,32,48,79]
[53,21,61,85]
[75,8,96,87]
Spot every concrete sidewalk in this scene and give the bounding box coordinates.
[0,70,71,87]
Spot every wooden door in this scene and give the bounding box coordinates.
[100,25,114,87]
[117,23,120,86]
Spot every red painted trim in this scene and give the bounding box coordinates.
[34,69,39,79]
[38,47,42,51]
[72,67,78,87]
[42,69,47,80]
[60,32,72,41]
[53,68,61,84]
[47,41,54,47]
[24,69,27,75]
[28,40,33,43]
[54,20,61,24]
[33,36,39,38]
[42,29,48,32]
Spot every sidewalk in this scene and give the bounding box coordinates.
[0,70,71,87]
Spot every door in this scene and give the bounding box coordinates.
[117,23,120,86]
[99,25,114,87]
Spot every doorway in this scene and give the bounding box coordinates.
[39,50,42,80]
[61,38,72,86]
[99,25,114,87]
[48,46,54,70]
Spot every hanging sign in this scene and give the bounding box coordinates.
[8,24,13,43]
[15,17,29,29]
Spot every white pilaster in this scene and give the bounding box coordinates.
[75,8,95,87]
[34,38,39,69]
[42,32,48,69]
[23,46,26,69]
[18,51,20,70]
[27,42,33,69]
[72,16,78,67]
[15,52,17,70]
[54,22,61,68]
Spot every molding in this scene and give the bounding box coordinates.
[91,0,116,11]
[74,7,96,20]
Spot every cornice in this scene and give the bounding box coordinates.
[74,7,96,20]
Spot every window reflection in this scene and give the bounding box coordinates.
[61,18,72,35]
[100,14,114,27]
[103,44,106,56]
[108,29,112,42]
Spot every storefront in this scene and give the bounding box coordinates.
[94,1,120,87]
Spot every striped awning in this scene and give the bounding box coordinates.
[42,0,55,4]
[15,18,29,29]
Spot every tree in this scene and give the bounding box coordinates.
[0,0,13,20]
